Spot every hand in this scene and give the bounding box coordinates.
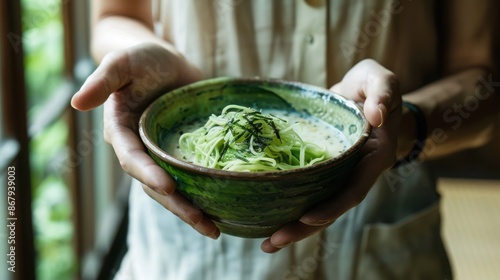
[261,59,402,253]
[71,43,221,239]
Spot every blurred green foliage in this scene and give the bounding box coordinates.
[22,0,64,120]
[22,0,76,279]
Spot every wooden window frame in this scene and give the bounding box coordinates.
[1,1,130,279]
[1,1,36,280]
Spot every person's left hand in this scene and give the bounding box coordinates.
[261,59,402,253]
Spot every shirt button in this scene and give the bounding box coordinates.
[306,34,314,44]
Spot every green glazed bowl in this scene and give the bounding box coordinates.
[139,77,371,238]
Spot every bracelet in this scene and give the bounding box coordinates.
[393,101,428,168]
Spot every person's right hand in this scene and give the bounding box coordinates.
[71,43,221,239]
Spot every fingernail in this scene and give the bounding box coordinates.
[301,219,333,226]
[70,91,83,109]
[187,218,196,226]
[208,228,220,240]
[378,108,384,127]
[273,241,294,249]
[150,187,169,196]
[377,104,387,128]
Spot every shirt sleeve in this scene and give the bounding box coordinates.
[441,0,494,74]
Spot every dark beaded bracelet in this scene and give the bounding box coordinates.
[393,101,428,168]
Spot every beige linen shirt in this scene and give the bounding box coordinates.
[117,0,491,279]
[152,0,440,93]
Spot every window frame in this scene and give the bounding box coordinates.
[1,1,36,280]
[1,1,130,279]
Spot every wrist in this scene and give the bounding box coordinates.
[178,58,203,84]
[153,44,203,88]
[394,101,427,167]
[396,105,417,158]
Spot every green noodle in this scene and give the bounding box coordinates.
[178,105,327,171]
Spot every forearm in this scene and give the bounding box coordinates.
[398,67,499,160]
[91,16,176,62]
[90,0,188,68]
[89,0,201,89]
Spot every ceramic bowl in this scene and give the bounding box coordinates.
[139,77,371,238]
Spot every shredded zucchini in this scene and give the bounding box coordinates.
[179,105,326,171]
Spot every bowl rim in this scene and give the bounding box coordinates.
[139,77,372,179]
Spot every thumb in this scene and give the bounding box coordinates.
[330,60,399,128]
[329,81,387,128]
[364,96,389,128]
[71,53,129,111]
[362,71,398,128]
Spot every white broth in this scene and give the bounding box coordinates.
[163,109,351,164]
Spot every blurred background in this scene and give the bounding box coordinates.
[1,1,129,280]
[0,1,499,280]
